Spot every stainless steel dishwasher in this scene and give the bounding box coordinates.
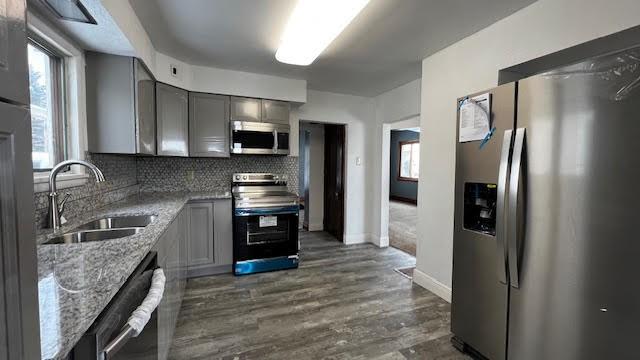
[72,252,160,359]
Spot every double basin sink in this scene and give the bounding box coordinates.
[45,215,157,245]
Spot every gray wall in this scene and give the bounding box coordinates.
[389,130,419,202]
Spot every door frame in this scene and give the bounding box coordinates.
[298,120,348,243]
[378,117,421,248]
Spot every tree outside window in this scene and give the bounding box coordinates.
[398,140,419,181]
[28,41,65,170]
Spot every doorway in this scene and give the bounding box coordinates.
[387,127,419,257]
[298,122,346,242]
[323,124,345,241]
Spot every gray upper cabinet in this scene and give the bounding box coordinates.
[135,60,156,154]
[261,100,290,125]
[0,0,29,105]
[230,96,261,122]
[156,83,189,157]
[189,93,230,157]
[86,53,156,155]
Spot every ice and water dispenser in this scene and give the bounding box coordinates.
[463,183,497,235]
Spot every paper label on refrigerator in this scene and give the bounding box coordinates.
[459,93,491,142]
[259,216,277,227]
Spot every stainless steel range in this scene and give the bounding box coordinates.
[232,173,299,275]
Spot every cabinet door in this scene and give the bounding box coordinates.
[213,199,233,266]
[158,236,179,360]
[189,93,230,157]
[0,102,40,359]
[178,208,188,295]
[230,96,261,122]
[261,100,290,125]
[0,0,28,105]
[187,202,215,267]
[134,59,156,155]
[156,83,189,156]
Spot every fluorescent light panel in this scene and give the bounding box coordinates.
[276,0,370,66]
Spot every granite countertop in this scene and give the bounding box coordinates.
[37,191,231,360]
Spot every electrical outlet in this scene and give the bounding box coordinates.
[186,170,195,181]
[170,64,179,78]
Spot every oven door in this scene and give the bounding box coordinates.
[233,205,299,262]
[230,121,289,155]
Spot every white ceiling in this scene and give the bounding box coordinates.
[130,0,536,96]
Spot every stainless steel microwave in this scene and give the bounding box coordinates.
[230,121,290,155]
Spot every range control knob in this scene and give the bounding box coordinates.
[274,175,279,180]
[242,175,248,180]
[235,175,240,180]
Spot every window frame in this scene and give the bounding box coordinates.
[397,140,419,182]
[28,34,67,172]
[28,10,91,193]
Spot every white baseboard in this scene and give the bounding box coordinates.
[308,222,324,231]
[343,233,368,245]
[412,268,452,303]
[369,235,389,248]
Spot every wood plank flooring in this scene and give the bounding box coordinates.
[389,201,417,256]
[168,231,468,360]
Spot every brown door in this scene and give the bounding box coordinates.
[323,124,345,241]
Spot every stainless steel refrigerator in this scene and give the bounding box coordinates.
[451,46,640,360]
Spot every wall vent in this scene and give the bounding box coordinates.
[40,0,97,25]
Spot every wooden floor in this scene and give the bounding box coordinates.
[168,231,468,360]
[389,201,417,256]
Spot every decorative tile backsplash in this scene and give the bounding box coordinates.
[136,155,299,194]
[34,153,299,229]
[33,153,139,229]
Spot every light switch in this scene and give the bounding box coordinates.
[356,156,362,166]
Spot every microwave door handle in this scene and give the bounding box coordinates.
[507,127,526,288]
[496,129,513,285]
[273,130,278,153]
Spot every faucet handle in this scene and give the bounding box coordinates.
[58,193,71,215]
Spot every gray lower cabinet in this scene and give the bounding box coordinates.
[156,83,189,157]
[261,99,290,124]
[186,202,214,267]
[152,200,231,359]
[189,93,230,157]
[153,207,188,360]
[86,53,156,155]
[186,199,233,277]
[213,199,233,266]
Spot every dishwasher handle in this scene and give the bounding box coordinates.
[103,268,166,359]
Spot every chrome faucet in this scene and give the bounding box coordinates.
[48,160,106,230]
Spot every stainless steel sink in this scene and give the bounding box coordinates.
[74,215,157,231]
[44,228,144,245]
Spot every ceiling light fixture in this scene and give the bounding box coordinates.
[275,0,370,66]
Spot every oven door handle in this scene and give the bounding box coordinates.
[234,206,299,217]
[103,268,166,359]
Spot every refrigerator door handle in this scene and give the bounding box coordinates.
[508,127,527,288]
[495,129,513,284]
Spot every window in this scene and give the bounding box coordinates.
[28,39,65,170]
[398,140,419,181]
